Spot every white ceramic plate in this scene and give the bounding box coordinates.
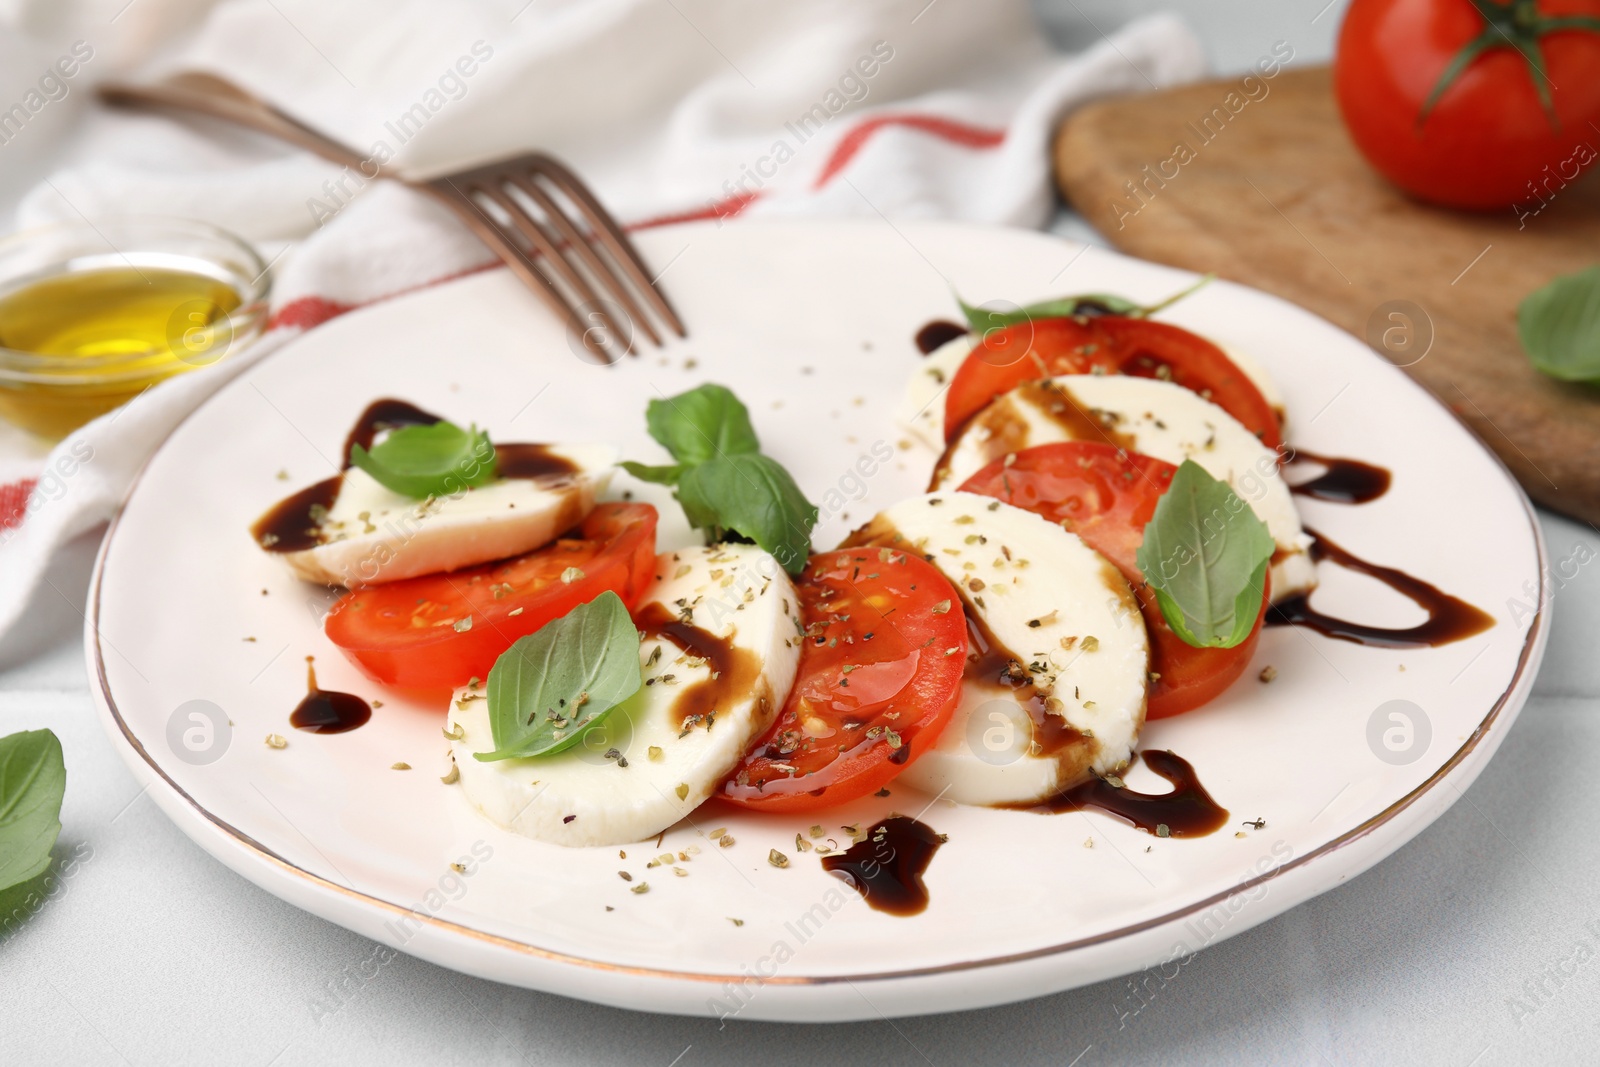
[88,220,1547,1021]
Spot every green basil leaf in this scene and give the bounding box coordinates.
[1151,557,1269,649]
[645,384,761,466]
[476,591,643,762]
[1519,265,1600,384]
[957,275,1214,334]
[1135,460,1274,649]
[959,295,1140,334]
[349,420,497,499]
[618,461,684,486]
[0,729,65,891]
[1224,558,1271,647]
[627,384,817,573]
[676,453,817,575]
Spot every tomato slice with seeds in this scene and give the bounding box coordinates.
[721,548,968,812]
[944,317,1282,452]
[324,503,657,690]
[958,442,1267,719]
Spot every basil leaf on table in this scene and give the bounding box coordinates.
[476,591,643,762]
[0,728,66,892]
[676,453,819,574]
[349,420,498,499]
[644,383,761,466]
[1135,460,1275,649]
[1520,265,1600,385]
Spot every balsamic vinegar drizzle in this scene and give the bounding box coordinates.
[251,398,580,553]
[633,601,763,733]
[821,815,944,916]
[289,656,372,733]
[964,602,1083,757]
[914,319,968,355]
[494,443,581,480]
[250,476,342,553]
[1287,449,1392,505]
[1268,528,1495,648]
[1006,750,1228,837]
[340,397,441,462]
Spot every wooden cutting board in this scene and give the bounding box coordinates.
[1054,65,1600,527]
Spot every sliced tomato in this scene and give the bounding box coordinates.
[944,317,1282,452]
[958,442,1267,719]
[324,503,657,690]
[721,548,968,812]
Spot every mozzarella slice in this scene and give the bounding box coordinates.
[931,375,1314,599]
[1219,343,1287,432]
[896,333,975,449]
[848,493,1148,806]
[262,444,615,586]
[450,544,802,847]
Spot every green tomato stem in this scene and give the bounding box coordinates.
[1419,0,1594,132]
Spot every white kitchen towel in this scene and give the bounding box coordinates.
[0,0,1206,647]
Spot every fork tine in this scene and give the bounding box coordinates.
[526,154,688,339]
[472,180,633,357]
[423,179,608,362]
[504,172,662,348]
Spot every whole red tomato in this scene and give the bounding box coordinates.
[1335,0,1600,210]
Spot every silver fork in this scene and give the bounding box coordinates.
[100,73,685,360]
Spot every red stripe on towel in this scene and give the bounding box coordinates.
[814,113,1006,189]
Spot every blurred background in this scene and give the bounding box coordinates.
[1036,0,1343,73]
[0,0,1352,226]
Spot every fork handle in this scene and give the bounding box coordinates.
[100,73,372,174]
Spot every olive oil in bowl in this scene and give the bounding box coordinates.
[0,218,269,439]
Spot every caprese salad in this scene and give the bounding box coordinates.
[250,283,1490,888]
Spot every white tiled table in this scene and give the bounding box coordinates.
[10,3,1600,1064]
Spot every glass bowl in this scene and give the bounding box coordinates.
[0,216,271,439]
